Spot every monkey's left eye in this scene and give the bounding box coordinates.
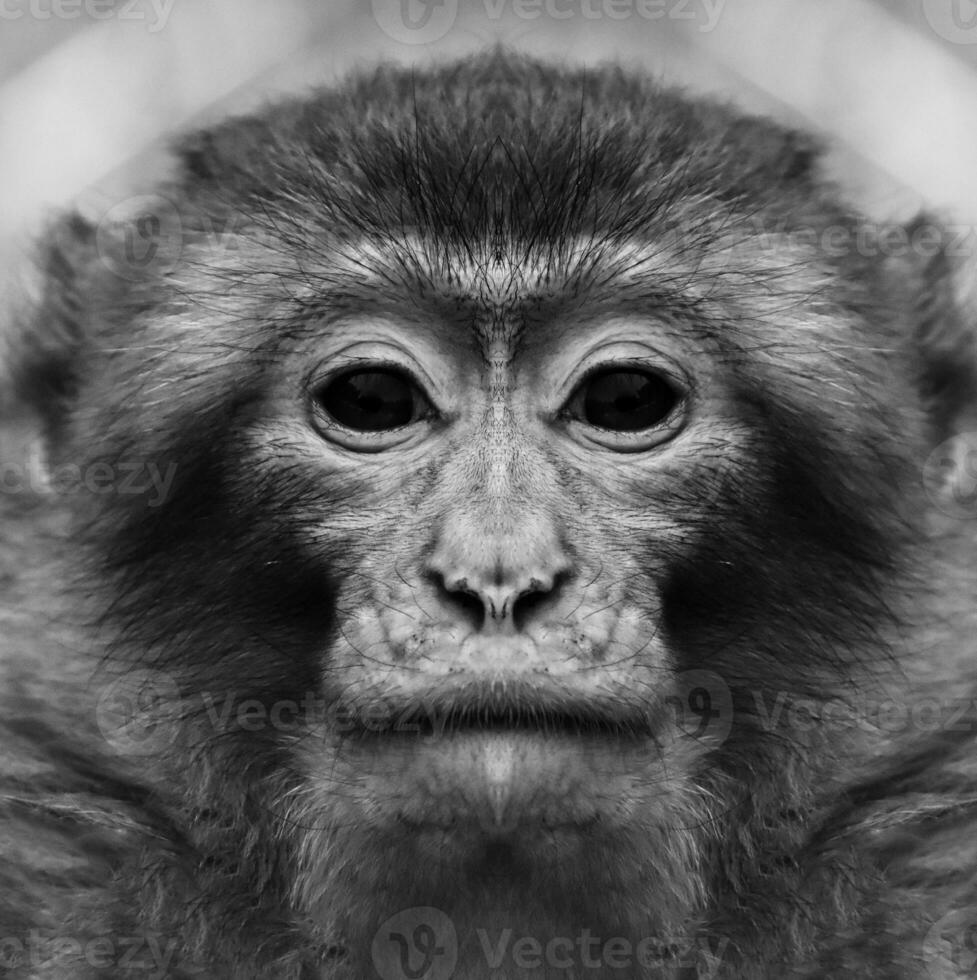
[561,366,685,451]
[568,368,678,428]
[315,368,431,434]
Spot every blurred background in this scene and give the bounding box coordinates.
[2,0,977,267]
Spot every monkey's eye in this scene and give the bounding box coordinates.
[315,368,430,433]
[570,369,678,430]
[561,366,685,452]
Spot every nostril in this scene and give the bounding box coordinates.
[512,588,547,633]
[511,571,569,632]
[429,573,486,631]
[452,589,487,630]
[426,568,571,634]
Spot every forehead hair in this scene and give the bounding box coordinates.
[171,49,855,276]
[25,49,897,435]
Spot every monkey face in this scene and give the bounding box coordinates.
[230,229,907,863]
[22,55,963,977]
[65,209,917,873]
[288,285,700,854]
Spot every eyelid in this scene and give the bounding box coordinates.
[562,364,681,413]
[559,345,686,397]
[305,339,442,402]
[310,357,416,390]
[309,364,438,450]
[318,367,431,408]
[312,360,437,407]
[557,363,689,453]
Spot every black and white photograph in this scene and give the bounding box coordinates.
[2,1,977,977]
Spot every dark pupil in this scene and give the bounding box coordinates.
[582,370,676,431]
[320,370,415,431]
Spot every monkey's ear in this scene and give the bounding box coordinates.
[0,214,104,489]
[723,115,820,187]
[175,115,280,190]
[892,216,977,441]
[7,212,99,449]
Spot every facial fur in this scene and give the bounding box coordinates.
[2,51,977,980]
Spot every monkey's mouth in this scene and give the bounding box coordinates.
[325,690,672,836]
[333,699,664,837]
[339,700,656,740]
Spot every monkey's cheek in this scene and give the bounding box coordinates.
[341,733,680,841]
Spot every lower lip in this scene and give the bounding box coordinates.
[343,731,655,835]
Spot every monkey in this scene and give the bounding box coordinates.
[2,48,977,979]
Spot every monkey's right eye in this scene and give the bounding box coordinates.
[560,366,685,451]
[314,368,431,435]
[574,369,678,431]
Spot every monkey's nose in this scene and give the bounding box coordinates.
[431,572,564,634]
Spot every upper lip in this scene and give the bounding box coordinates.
[391,704,654,737]
[334,682,657,739]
